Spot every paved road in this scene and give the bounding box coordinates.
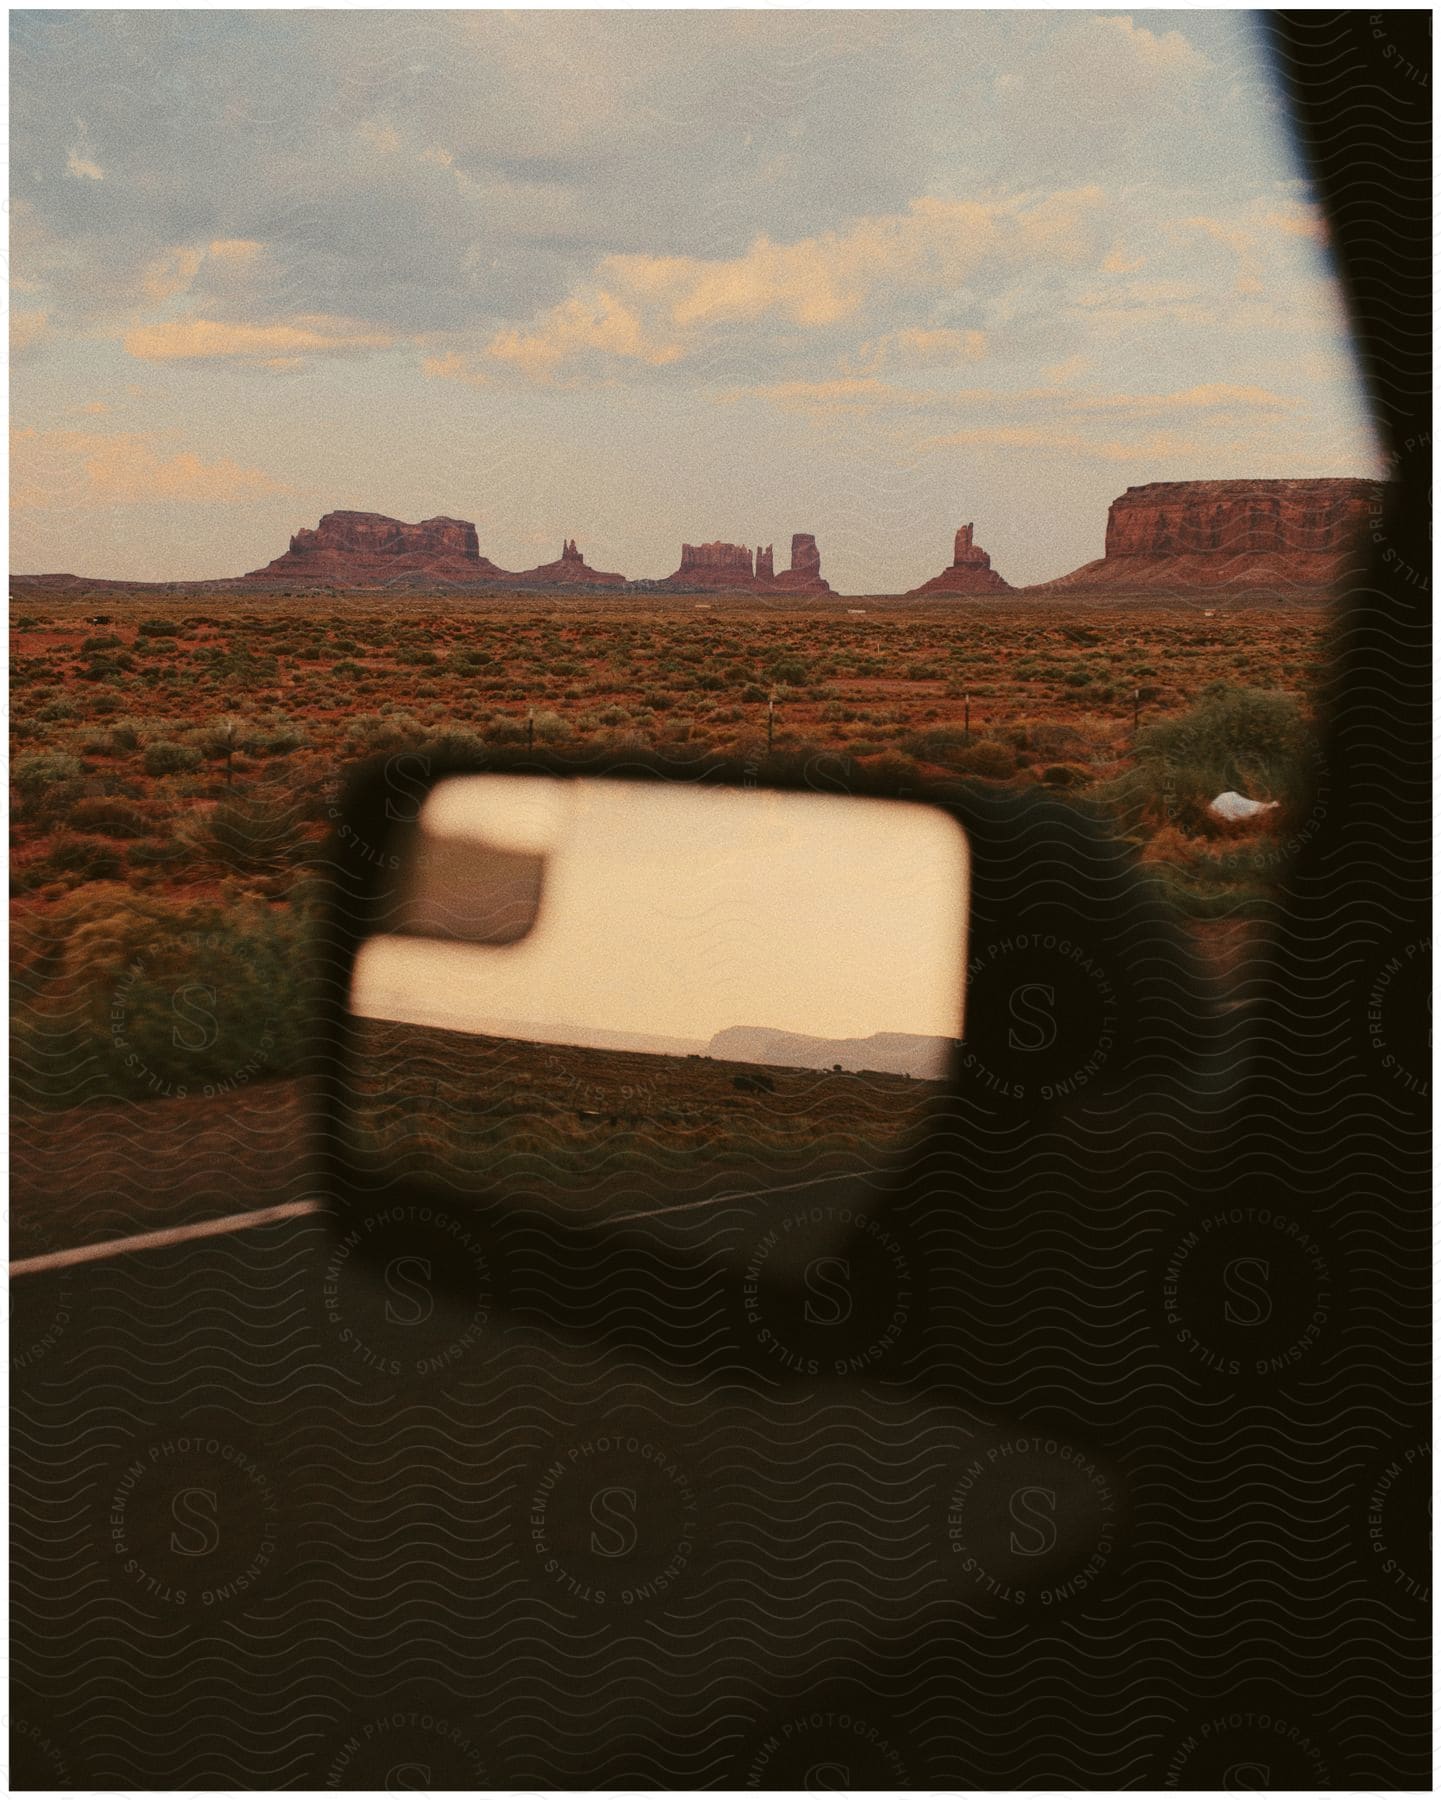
[15,1194,1097,1790]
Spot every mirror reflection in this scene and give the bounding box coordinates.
[346,778,968,1214]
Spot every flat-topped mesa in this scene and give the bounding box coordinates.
[245,510,626,587]
[1106,479,1373,557]
[907,520,1013,597]
[679,541,755,579]
[1032,477,1377,596]
[294,510,481,561]
[247,509,506,585]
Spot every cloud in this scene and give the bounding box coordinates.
[477,189,1103,382]
[207,238,265,264]
[1069,382,1297,416]
[429,293,683,386]
[421,351,492,388]
[737,376,919,416]
[740,376,1295,429]
[142,246,205,303]
[1101,244,1146,275]
[1064,13,1208,88]
[851,327,987,371]
[1174,198,1327,297]
[123,314,394,365]
[11,428,290,506]
[356,119,402,155]
[11,308,49,353]
[920,424,1206,464]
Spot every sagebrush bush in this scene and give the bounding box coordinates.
[954,739,1017,779]
[1121,684,1313,830]
[67,796,152,839]
[47,835,125,880]
[11,885,320,1106]
[143,740,202,777]
[14,750,83,793]
[203,795,309,873]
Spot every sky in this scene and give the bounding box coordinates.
[10,9,1378,590]
[352,778,968,1054]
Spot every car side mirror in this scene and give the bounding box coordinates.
[328,765,970,1225]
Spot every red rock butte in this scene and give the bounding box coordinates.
[907,522,1012,597]
[245,511,625,588]
[1030,478,1375,596]
[660,531,831,594]
[13,479,1378,598]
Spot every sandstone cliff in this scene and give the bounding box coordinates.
[769,532,831,593]
[247,511,506,585]
[246,512,623,588]
[1031,478,1374,595]
[658,531,831,593]
[907,521,1013,597]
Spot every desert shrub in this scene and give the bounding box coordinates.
[532,709,571,744]
[204,795,309,873]
[11,885,318,1107]
[14,750,84,794]
[143,740,202,777]
[422,728,489,761]
[1041,763,1092,789]
[900,726,971,764]
[768,657,809,687]
[1121,684,1313,829]
[47,835,126,880]
[78,654,133,681]
[136,617,181,637]
[127,837,186,869]
[67,796,152,838]
[954,739,1017,780]
[742,684,769,703]
[342,712,424,755]
[1141,856,1281,922]
[244,720,308,757]
[202,645,278,687]
[332,659,363,680]
[1022,721,1090,759]
[81,633,123,652]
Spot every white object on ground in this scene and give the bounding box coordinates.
[1208,790,1280,822]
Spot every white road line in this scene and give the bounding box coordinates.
[612,1170,880,1223]
[9,1199,323,1278]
